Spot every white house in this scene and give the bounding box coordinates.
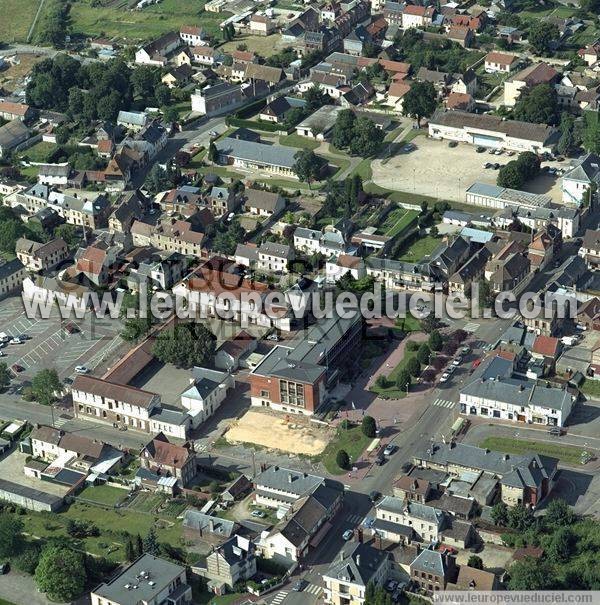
[37,164,70,186]
[257,242,294,274]
[180,25,209,47]
[484,52,518,74]
[561,153,600,205]
[325,254,365,283]
[180,367,234,428]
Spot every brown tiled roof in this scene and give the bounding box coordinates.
[337,254,362,269]
[142,433,193,469]
[394,475,431,494]
[388,81,411,99]
[512,62,558,86]
[446,92,473,110]
[218,330,255,358]
[378,59,411,74]
[532,335,560,358]
[451,566,496,591]
[0,101,30,116]
[72,375,158,408]
[485,51,517,66]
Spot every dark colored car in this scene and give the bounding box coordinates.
[65,322,80,334]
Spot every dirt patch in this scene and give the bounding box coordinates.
[0,54,46,93]
[225,409,330,455]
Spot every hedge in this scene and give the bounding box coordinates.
[226,116,283,133]
[234,98,267,119]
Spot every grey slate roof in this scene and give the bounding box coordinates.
[255,466,324,497]
[183,510,237,536]
[215,137,298,169]
[563,153,600,184]
[0,258,25,280]
[410,548,446,576]
[325,542,389,586]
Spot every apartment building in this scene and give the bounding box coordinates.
[139,433,196,488]
[16,238,68,272]
[249,314,363,415]
[253,465,325,509]
[91,554,191,605]
[204,535,256,589]
[0,259,27,299]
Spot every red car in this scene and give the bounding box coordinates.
[11,364,24,374]
[64,322,80,334]
[438,544,457,555]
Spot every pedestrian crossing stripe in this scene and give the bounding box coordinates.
[463,322,480,332]
[433,399,455,408]
[305,584,322,595]
[347,514,362,523]
[271,591,287,605]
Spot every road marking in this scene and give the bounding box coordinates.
[304,584,323,596]
[271,591,288,605]
[433,399,455,408]
[463,322,480,333]
[347,514,363,524]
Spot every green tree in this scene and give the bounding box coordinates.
[336,449,350,470]
[491,501,509,526]
[583,110,600,154]
[528,22,559,54]
[293,149,325,188]
[428,330,442,351]
[121,318,151,342]
[349,117,384,157]
[125,538,135,562]
[0,514,23,558]
[396,369,411,391]
[332,109,357,150]
[580,0,600,13]
[208,141,218,163]
[162,105,179,124]
[467,555,484,569]
[0,362,10,390]
[544,499,575,527]
[54,224,80,247]
[304,84,330,111]
[375,374,388,388]
[508,503,535,531]
[153,323,216,368]
[361,415,377,438]
[144,164,172,194]
[14,543,41,574]
[31,369,61,405]
[402,80,437,125]
[406,356,421,377]
[143,528,159,555]
[154,84,171,107]
[417,342,431,366]
[136,534,144,558]
[513,83,558,125]
[558,112,575,156]
[35,546,87,601]
[508,558,555,590]
[35,0,70,48]
[548,527,574,563]
[497,160,526,189]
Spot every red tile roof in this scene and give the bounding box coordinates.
[532,335,560,358]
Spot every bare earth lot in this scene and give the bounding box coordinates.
[225,408,330,455]
[371,138,562,203]
[0,450,70,497]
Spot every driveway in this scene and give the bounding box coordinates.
[0,570,68,605]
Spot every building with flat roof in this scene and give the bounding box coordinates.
[429,109,558,153]
[91,554,191,605]
[248,314,363,415]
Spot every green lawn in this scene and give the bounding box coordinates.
[0,0,41,42]
[396,314,421,332]
[370,339,421,399]
[320,425,373,475]
[580,378,600,399]
[68,0,229,40]
[17,141,56,163]
[279,133,320,150]
[396,235,441,262]
[353,157,373,180]
[478,437,589,467]
[382,208,419,237]
[196,592,250,605]
[77,484,129,506]
[0,599,16,605]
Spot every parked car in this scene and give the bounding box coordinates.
[476,146,485,153]
[440,373,450,383]
[446,365,455,374]
[9,337,23,344]
[10,364,24,373]
[342,529,354,541]
[386,580,398,592]
[383,444,397,457]
[461,346,471,355]
[452,357,462,366]
[266,334,279,341]
[438,544,457,555]
[65,322,80,334]
[448,141,458,148]
[548,426,563,436]
[292,580,306,592]
[375,454,386,466]
[251,510,266,518]
[75,365,89,374]
[0,562,10,574]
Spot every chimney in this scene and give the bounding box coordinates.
[357,528,363,543]
[356,554,361,567]
[208,519,215,532]
[340,550,345,562]
[288,473,293,483]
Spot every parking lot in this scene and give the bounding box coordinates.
[0,295,124,380]
[371,137,563,203]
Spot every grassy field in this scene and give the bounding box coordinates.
[580,378,600,399]
[396,314,421,332]
[382,208,419,237]
[0,0,41,42]
[396,234,441,262]
[69,0,229,40]
[279,133,320,150]
[77,484,129,506]
[320,425,373,475]
[219,33,284,57]
[17,141,56,163]
[353,157,373,180]
[479,436,588,467]
[0,599,16,605]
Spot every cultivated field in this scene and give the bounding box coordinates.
[220,33,285,58]
[68,0,229,40]
[225,409,330,455]
[0,0,41,41]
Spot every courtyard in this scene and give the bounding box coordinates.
[371,137,563,204]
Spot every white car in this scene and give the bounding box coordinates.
[342,529,354,541]
[440,373,450,383]
[452,358,462,366]
[446,365,455,374]
[9,337,23,345]
[75,365,89,374]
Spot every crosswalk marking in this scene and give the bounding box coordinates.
[53,416,70,428]
[271,591,288,605]
[463,322,480,332]
[347,514,362,524]
[304,584,322,596]
[433,399,455,408]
